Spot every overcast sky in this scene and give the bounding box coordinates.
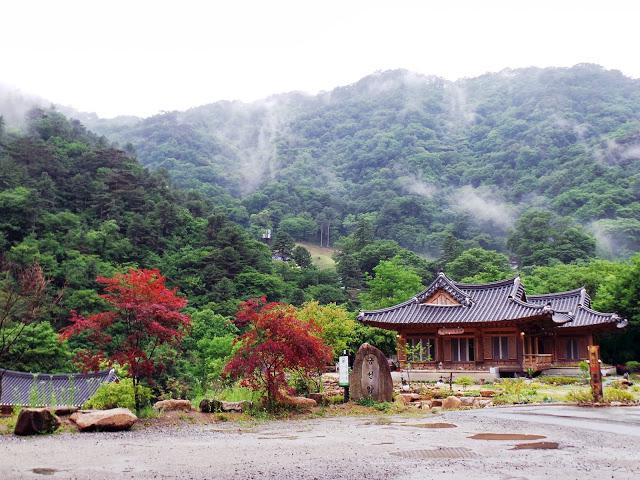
[1,0,638,118]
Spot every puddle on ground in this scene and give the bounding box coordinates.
[31,468,57,476]
[469,433,546,441]
[406,423,457,429]
[512,442,559,450]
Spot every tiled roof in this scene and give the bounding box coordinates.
[528,289,623,328]
[0,368,117,407]
[358,273,627,330]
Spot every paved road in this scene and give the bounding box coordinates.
[476,404,640,436]
[1,406,638,480]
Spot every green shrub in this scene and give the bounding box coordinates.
[327,394,345,405]
[454,376,474,390]
[0,407,21,434]
[566,388,593,403]
[431,388,449,399]
[216,386,261,402]
[83,379,152,411]
[462,390,481,397]
[578,361,590,378]
[493,378,538,404]
[356,397,392,412]
[289,370,321,396]
[492,393,532,405]
[625,361,640,372]
[604,387,635,403]
[538,376,581,386]
[138,406,160,419]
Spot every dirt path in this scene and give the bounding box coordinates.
[1,406,638,479]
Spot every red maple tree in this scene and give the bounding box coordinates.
[61,269,190,412]
[224,297,332,409]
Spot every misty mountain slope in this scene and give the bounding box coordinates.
[3,65,640,257]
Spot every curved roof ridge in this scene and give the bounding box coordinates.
[508,296,549,310]
[415,272,472,306]
[453,276,519,289]
[578,287,590,307]
[508,276,522,299]
[528,287,584,298]
[358,296,419,316]
[577,304,619,318]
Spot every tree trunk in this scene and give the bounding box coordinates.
[133,376,141,415]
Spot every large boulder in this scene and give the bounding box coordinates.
[307,393,327,405]
[349,343,394,402]
[398,393,421,404]
[442,396,463,410]
[278,394,317,410]
[459,397,475,407]
[14,408,60,436]
[199,399,223,413]
[50,406,78,417]
[220,401,253,413]
[154,399,192,412]
[70,408,137,432]
[474,399,493,408]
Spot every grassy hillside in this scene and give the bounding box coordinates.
[296,242,336,270]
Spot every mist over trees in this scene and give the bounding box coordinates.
[71,64,640,263]
[1,63,640,389]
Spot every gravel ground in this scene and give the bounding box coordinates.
[1,406,639,480]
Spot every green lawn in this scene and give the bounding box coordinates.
[296,242,336,270]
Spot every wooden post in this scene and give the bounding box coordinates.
[588,345,603,403]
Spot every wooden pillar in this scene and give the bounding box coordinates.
[588,345,603,403]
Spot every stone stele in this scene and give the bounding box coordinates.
[349,343,393,402]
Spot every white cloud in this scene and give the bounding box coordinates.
[449,186,516,229]
[0,0,639,117]
[399,177,438,198]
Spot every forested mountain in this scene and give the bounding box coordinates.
[75,64,640,262]
[0,110,351,330]
[2,69,640,369]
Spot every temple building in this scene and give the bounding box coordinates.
[357,273,627,374]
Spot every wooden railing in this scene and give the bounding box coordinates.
[523,354,554,371]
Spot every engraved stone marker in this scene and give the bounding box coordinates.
[349,343,393,402]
